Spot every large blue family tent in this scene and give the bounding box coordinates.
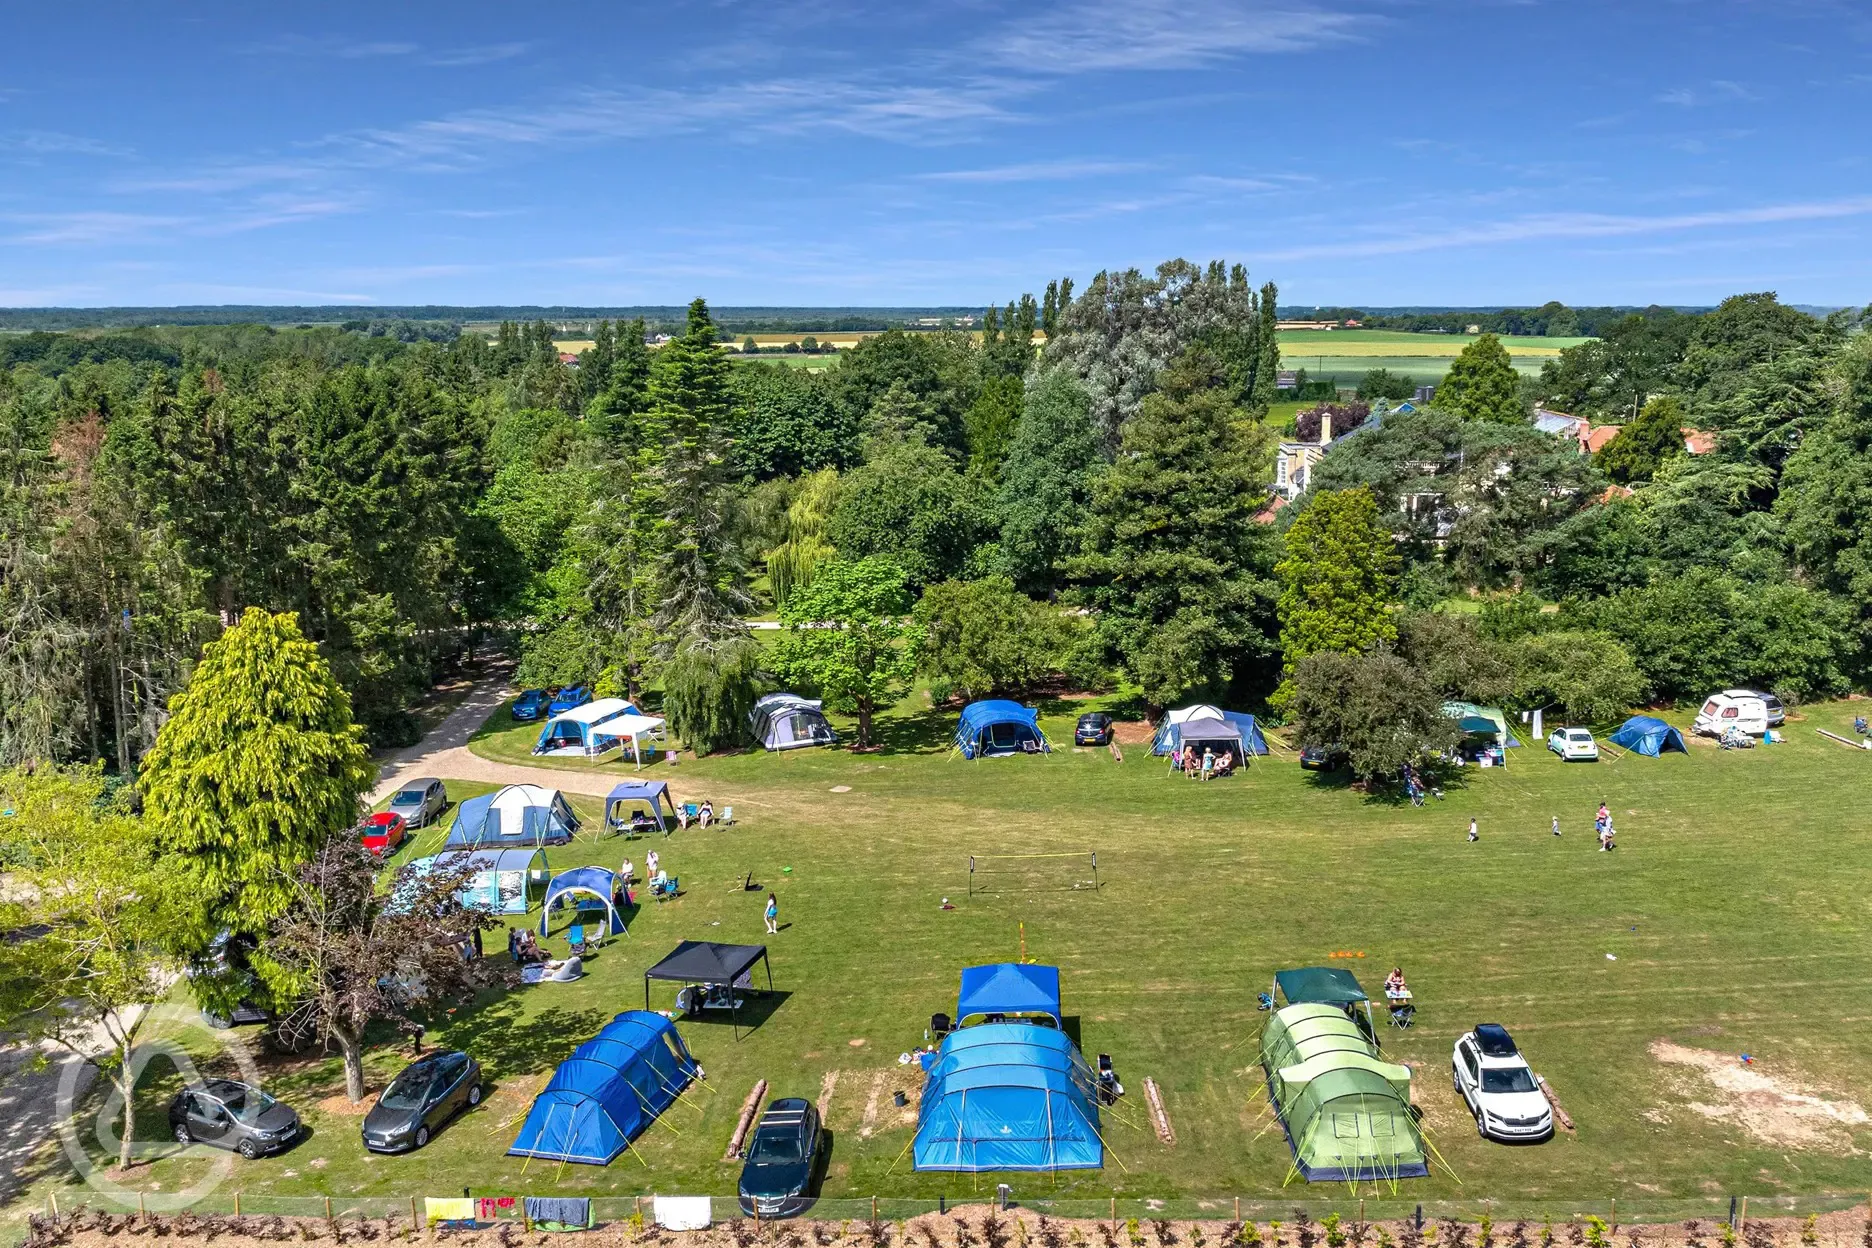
[540,866,628,939]
[956,963,1063,1027]
[1150,705,1270,758]
[603,780,678,835]
[397,848,546,916]
[913,1023,1103,1172]
[954,701,1049,760]
[1610,715,1688,757]
[444,784,580,849]
[507,1012,696,1165]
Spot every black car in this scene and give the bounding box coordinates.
[1299,745,1349,771]
[169,1080,300,1158]
[736,1097,826,1218]
[361,1050,483,1153]
[511,689,550,722]
[1074,712,1115,747]
[190,932,271,1029]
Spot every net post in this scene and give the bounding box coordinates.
[968,856,975,898]
[1092,851,1099,891]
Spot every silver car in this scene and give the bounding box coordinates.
[386,777,446,828]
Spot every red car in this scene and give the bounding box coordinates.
[359,812,407,857]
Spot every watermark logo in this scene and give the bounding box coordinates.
[54,1003,269,1211]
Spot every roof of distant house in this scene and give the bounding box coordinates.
[1583,424,1622,454]
[1683,429,1718,455]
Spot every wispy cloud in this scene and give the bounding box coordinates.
[916,158,1149,183]
[0,130,130,157]
[421,43,531,67]
[241,35,419,59]
[2,211,188,245]
[240,34,530,67]
[1255,195,1872,262]
[981,0,1363,72]
[1657,80,1760,106]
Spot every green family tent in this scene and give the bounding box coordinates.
[1261,976,1427,1184]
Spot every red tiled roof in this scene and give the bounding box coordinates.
[1682,429,1717,455]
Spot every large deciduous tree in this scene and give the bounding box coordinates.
[1435,333,1526,424]
[1287,649,1460,781]
[1274,486,1399,708]
[141,607,372,948]
[915,576,1080,704]
[1508,630,1645,724]
[766,556,918,748]
[269,840,510,1103]
[0,765,202,1171]
[1067,349,1276,710]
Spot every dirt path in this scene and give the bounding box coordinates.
[366,667,655,805]
[0,1044,92,1205]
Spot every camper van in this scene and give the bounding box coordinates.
[1693,691,1769,738]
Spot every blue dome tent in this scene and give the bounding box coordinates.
[1149,705,1270,758]
[954,701,1049,760]
[1610,715,1688,757]
[913,1023,1103,1172]
[444,784,580,849]
[540,866,628,939]
[956,963,1063,1027]
[507,1012,696,1165]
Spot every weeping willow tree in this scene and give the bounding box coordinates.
[764,468,839,610]
[661,634,763,755]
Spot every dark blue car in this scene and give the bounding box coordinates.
[548,685,592,716]
[511,689,550,722]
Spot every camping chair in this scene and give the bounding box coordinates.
[566,923,589,956]
[929,1012,951,1042]
[683,803,700,821]
[720,806,734,826]
[652,875,680,902]
[1386,999,1416,1029]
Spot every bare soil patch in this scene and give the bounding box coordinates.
[1650,1039,1868,1150]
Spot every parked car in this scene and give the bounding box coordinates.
[190,932,271,1029]
[1693,691,1769,738]
[362,1050,483,1153]
[736,1097,826,1218]
[1727,688,1785,726]
[1299,745,1349,771]
[547,686,592,716]
[168,1079,301,1158]
[386,776,446,828]
[1546,727,1599,762]
[511,689,551,722]
[1451,1024,1553,1142]
[358,811,407,857]
[1074,712,1115,747]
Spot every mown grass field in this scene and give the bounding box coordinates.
[1280,330,1593,385]
[37,691,1872,1213]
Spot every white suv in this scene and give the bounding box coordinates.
[1452,1024,1553,1142]
[1547,727,1598,761]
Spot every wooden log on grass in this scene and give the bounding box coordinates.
[725,1078,768,1160]
[1144,1077,1176,1145]
[1535,1074,1574,1131]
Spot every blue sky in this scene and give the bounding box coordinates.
[3,0,1870,308]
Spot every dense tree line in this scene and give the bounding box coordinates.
[5,277,1871,784]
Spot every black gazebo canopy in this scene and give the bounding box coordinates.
[643,940,774,1036]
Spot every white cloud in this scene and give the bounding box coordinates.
[916,158,1149,183]
[421,43,532,67]
[0,130,130,157]
[1255,195,1872,262]
[1657,80,1760,107]
[2,212,187,245]
[982,0,1362,72]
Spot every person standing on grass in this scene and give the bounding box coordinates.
[764,892,779,934]
[1552,815,1561,838]
[1468,817,1479,842]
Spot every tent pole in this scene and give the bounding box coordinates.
[1046,1089,1056,1173]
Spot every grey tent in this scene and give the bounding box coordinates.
[748,693,839,751]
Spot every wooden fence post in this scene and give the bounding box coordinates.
[410,1196,419,1234]
[233,1193,240,1219]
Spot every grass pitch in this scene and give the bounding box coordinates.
[43,693,1872,1209]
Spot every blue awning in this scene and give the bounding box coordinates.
[957,963,1063,1025]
